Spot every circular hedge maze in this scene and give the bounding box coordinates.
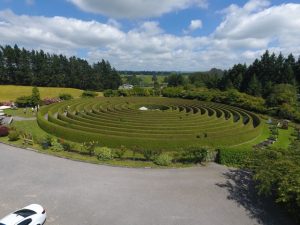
[37,97,263,150]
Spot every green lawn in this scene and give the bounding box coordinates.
[272,126,294,149]
[0,85,103,102]
[228,121,294,151]
[0,120,189,168]
[4,108,37,118]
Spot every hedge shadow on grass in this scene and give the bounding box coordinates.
[216,169,296,225]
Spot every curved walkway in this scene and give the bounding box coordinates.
[13,116,36,121]
[0,143,295,225]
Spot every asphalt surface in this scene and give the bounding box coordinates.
[0,143,295,225]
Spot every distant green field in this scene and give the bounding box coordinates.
[0,85,102,102]
[121,75,167,86]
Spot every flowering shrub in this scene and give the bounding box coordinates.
[42,98,61,105]
[154,153,173,166]
[0,126,9,137]
[96,147,113,161]
[81,141,99,156]
[0,101,13,106]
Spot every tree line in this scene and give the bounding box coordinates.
[0,44,122,91]
[167,51,300,97]
[222,51,300,97]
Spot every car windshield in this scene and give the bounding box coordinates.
[14,209,36,218]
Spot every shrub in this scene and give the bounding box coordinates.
[42,98,60,105]
[81,141,98,156]
[141,149,162,161]
[0,101,13,107]
[216,148,253,167]
[61,142,74,152]
[96,147,113,161]
[59,93,73,101]
[249,145,300,222]
[50,139,64,151]
[82,90,98,98]
[103,89,119,97]
[180,146,211,163]
[15,96,32,107]
[154,153,173,166]
[0,126,9,137]
[114,145,127,159]
[8,130,20,141]
[39,135,53,150]
[31,86,40,106]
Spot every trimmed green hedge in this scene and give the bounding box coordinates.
[37,97,263,150]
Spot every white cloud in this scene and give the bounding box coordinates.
[68,0,208,19]
[184,19,203,34]
[0,1,300,71]
[189,20,203,30]
[0,10,124,50]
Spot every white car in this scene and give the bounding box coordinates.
[0,204,46,225]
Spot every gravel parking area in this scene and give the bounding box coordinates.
[0,143,294,225]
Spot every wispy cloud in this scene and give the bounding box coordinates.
[0,1,300,70]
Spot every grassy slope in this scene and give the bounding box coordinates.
[228,120,294,151]
[0,85,103,102]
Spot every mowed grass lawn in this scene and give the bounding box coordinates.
[4,108,37,118]
[0,85,103,102]
[228,120,294,151]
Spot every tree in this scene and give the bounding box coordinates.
[31,86,40,106]
[247,74,261,96]
[250,144,300,222]
[152,74,158,83]
[126,75,141,86]
[0,44,121,91]
[167,74,186,87]
[267,83,297,107]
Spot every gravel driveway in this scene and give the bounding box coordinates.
[0,143,294,225]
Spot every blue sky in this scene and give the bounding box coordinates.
[0,0,299,71]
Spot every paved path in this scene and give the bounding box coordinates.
[13,116,36,121]
[0,143,295,225]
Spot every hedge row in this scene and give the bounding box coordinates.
[37,97,263,150]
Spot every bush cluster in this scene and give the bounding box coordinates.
[82,90,98,98]
[96,147,113,161]
[248,143,300,222]
[0,126,9,137]
[8,130,20,141]
[162,87,267,113]
[216,148,253,167]
[104,87,152,97]
[42,98,61,105]
[59,93,73,101]
[154,153,173,166]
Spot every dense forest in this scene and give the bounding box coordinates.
[160,51,300,122]
[0,44,122,91]
[185,51,300,95]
